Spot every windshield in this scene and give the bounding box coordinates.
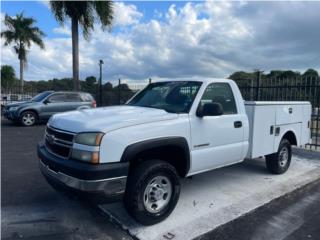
[31,91,52,102]
[127,81,202,113]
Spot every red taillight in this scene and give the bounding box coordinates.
[92,100,97,108]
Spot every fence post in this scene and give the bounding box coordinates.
[256,70,261,101]
[250,78,254,100]
[118,78,121,104]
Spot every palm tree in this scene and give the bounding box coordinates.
[1,13,45,92]
[50,1,113,91]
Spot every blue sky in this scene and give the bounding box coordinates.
[1,1,186,38]
[1,1,320,82]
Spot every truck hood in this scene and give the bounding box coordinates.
[48,105,178,133]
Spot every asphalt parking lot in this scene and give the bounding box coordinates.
[1,118,320,240]
[1,118,131,240]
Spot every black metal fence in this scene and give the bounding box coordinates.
[1,76,319,149]
[94,80,148,106]
[236,76,320,150]
[1,86,38,107]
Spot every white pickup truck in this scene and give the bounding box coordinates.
[38,79,311,225]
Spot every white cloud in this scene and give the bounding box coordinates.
[154,9,163,19]
[38,0,50,9]
[1,1,319,82]
[53,25,71,36]
[113,2,143,27]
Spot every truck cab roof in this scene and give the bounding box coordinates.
[152,78,233,84]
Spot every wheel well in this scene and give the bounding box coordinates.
[77,106,90,110]
[128,145,189,177]
[20,109,39,119]
[282,131,297,146]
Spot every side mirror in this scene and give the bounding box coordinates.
[43,99,50,104]
[197,102,223,117]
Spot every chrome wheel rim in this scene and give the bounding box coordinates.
[143,176,172,213]
[22,113,35,126]
[279,147,289,167]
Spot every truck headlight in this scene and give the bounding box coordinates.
[72,132,103,164]
[71,149,99,164]
[9,107,19,111]
[74,132,104,146]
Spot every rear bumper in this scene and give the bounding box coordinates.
[38,142,129,202]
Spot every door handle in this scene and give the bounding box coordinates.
[270,126,274,135]
[234,121,242,128]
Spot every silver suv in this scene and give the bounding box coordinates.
[3,91,96,126]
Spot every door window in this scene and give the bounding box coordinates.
[48,93,67,103]
[65,93,82,102]
[80,93,93,102]
[200,83,237,114]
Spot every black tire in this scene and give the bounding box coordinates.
[124,160,180,225]
[266,139,292,174]
[19,111,38,126]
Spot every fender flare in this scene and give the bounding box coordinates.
[120,136,190,175]
[18,108,39,118]
[77,106,91,110]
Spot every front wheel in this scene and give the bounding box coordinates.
[124,160,180,225]
[20,111,38,126]
[266,139,292,174]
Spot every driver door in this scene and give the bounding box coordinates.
[189,83,245,174]
[40,93,68,119]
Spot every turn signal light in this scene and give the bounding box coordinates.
[91,152,99,164]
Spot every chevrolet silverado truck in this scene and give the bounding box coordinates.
[38,79,311,225]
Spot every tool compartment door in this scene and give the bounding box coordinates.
[246,104,276,159]
[275,104,303,125]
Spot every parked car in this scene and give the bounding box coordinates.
[3,91,96,126]
[1,93,32,113]
[38,79,311,225]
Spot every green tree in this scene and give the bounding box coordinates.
[85,76,97,85]
[83,76,97,93]
[49,1,114,91]
[1,13,45,92]
[303,69,319,77]
[267,70,301,78]
[1,65,16,89]
[103,82,113,91]
[228,71,256,88]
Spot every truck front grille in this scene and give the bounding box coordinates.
[45,126,75,159]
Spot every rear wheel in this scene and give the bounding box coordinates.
[266,139,292,174]
[124,160,180,225]
[20,111,38,126]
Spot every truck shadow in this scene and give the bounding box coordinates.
[292,147,320,160]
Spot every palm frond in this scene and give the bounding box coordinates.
[50,1,66,24]
[1,12,45,61]
[49,0,114,39]
[94,1,114,31]
[1,30,15,45]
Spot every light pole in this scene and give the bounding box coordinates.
[99,60,104,106]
